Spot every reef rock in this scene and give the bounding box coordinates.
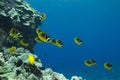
[0,0,84,80]
[71,76,83,80]
[0,47,76,80]
[0,0,43,52]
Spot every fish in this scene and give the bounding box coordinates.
[9,28,22,39]
[35,37,44,43]
[20,39,29,46]
[38,32,51,42]
[40,12,46,21]
[36,28,42,34]
[28,53,35,65]
[56,40,63,48]
[89,59,96,65]
[74,37,82,45]
[84,59,96,67]
[104,62,112,70]
[84,60,93,67]
[49,39,56,45]
[8,46,16,53]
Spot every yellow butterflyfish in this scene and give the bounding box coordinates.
[28,53,35,65]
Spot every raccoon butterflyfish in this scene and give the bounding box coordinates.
[89,59,96,65]
[20,39,29,46]
[40,13,46,21]
[8,46,16,53]
[28,53,35,65]
[36,28,42,34]
[56,40,63,48]
[84,60,93,67]
[35,37,44,43]
[38,32,50,42]
[104,62,112,70]
[9,28,22,39]
[74,37,82,45]
[49,39,56,45]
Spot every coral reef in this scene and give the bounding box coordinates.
[0,47,83,80]
[0,0,84,80]
[71,76,83,80]
[0,0,43,52]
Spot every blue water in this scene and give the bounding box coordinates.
[27,0,120,79]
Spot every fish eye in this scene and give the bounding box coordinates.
[47,38,51,41]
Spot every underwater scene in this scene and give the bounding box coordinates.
[0,0,120,80]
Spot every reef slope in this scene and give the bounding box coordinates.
[0,0,83,80]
